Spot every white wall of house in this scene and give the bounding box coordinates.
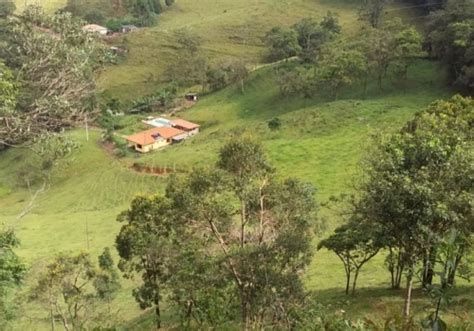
[129,138,169,153]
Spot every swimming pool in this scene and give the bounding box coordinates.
[145,118,172,127]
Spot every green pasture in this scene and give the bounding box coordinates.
[98,0,417,100]
[1,0,472,329]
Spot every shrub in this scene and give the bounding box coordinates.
[268,117,282,131]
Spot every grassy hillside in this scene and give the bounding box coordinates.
[14,0,66,13]
[0,130,167,330]
[2,57,472,329]
[99,0,406,100]
[2,1,473,329]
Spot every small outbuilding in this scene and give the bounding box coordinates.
[184,93,198,102]
[171,119,200,136]
[82,24,109,35]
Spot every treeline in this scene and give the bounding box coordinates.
[320,95,473,327]
[265,13,423,99]
[63,0,175,28]
[266,0,474,97]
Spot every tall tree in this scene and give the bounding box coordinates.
[31,253,100,331]
[116,196,179,329]
[166,136,318,329]
[264,26,301,61]
[358,19,422,90]
[316,41,368,100]
[293,13,340,62]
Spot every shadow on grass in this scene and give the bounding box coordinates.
[312,285,474,323]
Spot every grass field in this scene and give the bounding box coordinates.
[2,0,473,329]
[1,58,472,329]
[14,0,66,13]
[98,0,418,100]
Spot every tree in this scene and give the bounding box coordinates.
[125,0,161,24]
[165,136,318,329]
[293,14,340,62]
[206,59,248,92]
[353,95,473,318]
[116,196,179,329]
[426,0,474,91]
[32,253,101,331]
[0,229,26,329]
[316,41,368,100]
[0,6,109,147]
[392,25,423,81]
[358,19,421,90]
[359,0,391,28]
[264,26,301,61]
[318,220,382,295]
[94,248,121,307]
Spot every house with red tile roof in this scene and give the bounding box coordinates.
[125,127,187,153]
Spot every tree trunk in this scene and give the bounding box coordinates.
[403,270,414,319]
[50,305,55,331]
[388,246,395,288]
[447,246,464,287]
[377,73,383,91]
[155,295,161,329]
[363,76,368,99]
[352,269,360,296]
[240,291,249,331]
[345,267,351,295]
[422,248,436,288]
[395,250,404,289]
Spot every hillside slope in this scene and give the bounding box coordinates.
[98,0,361,99]
[2,57,472,328]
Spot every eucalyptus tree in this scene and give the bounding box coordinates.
[116,196,180,329]
[166,136,318,329]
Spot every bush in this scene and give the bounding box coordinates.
[268,117,282,131]
[105,19,123,32]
